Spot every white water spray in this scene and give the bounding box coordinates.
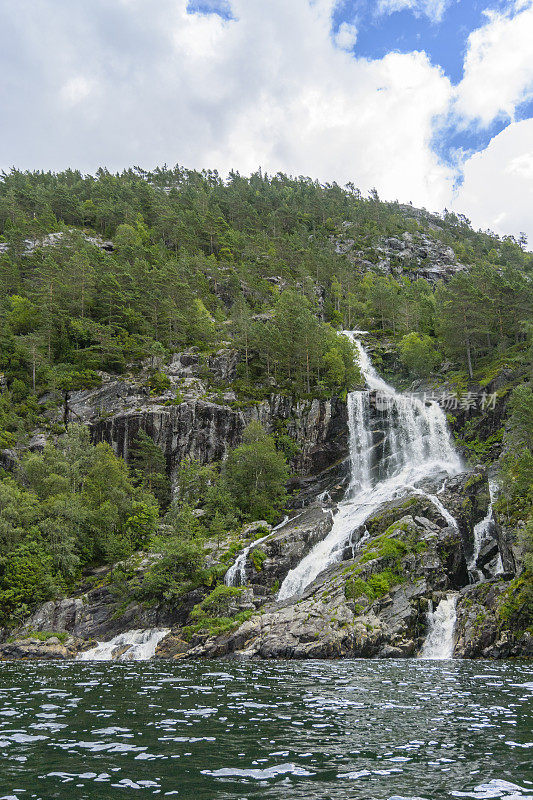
[278,334,462,601]
[469,480,501,581]
[419,595,458,659]
[224,532,273,587]
[78,628,169,661]
[225,514,301,587]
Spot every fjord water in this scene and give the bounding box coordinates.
[1,659,532,800]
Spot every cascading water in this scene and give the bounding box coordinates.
[468,479,501,581]
[419,595,458,659]
[78,628,170,661]
[225,514,299,587]
[277,333,463,602]
[224,531,273,587]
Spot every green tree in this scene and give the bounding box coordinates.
[505,386,533,451]
[399,332,442,378]
[231,297,253,378]
[223,421,288,523]
[186,299,215,348]
[139,538,205,602]
[129,430,170,506]
[0,536,59,621]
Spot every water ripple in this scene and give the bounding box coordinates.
[0,659,531,799]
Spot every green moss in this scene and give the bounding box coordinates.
[345,568,404,602]
[250,526,270,541]
[10,630,69,643]
[250,548,267,571]
[356,520,426,566]
[497,575,533,627]
[464,473,484,491]
[182,610,253,641]
[452,421,504,464]
[191,584,245,619]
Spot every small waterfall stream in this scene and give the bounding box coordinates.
[419,595,458,659]
[224,532,274,587]
[78,629,170,661]
[225,514,299,587]
[468,479,501,581]
[278,334,462,602]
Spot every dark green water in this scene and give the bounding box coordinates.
[0,659,531,800]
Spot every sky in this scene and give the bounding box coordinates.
[1,0,532,242]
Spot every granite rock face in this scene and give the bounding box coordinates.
[63,351,349,490]
[0,636,86,660]
[20,571,202,643]
[332,230,466,284]
[0,231,114,257]
[454,578,533,658]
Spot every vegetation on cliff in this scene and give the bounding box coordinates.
[0,166,531,629]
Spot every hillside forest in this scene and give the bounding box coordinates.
[0,166,531,629]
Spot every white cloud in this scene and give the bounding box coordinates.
[0,0,531,241]
[0,0,454,210]
[334,21,358,50]
[60,76,96,107]
[376,0,450,22]
[453,118,533,243]
[455,1,533,125]
[506,152,533,179]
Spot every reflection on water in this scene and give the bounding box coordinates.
[0,659,531,800]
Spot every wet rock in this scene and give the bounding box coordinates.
[0,636,84,660]
[437,469,490,558]
[231,507,335,596]
[454,577,533,658]
[23,570,204,642]
[184,494,473,660]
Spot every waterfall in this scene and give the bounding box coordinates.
[225,515,297,587]
[419,595,457,659]
[78,628,169,661]
[224,532,273,587]
[277,334,462,602]
[468,480,500,581]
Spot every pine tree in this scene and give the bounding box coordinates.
[129,431,170,507]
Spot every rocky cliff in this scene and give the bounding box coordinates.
[1,343,530,663]
[4,462,530,662]
[333,229,466,284]
[63,348,349,496]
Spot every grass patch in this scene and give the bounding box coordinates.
[345,568,404,602]
[10,630,69,643]
[250,548,267,571]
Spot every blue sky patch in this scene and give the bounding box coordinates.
[186,0,234,19]
[332,1,512,84]
[331,0,531,174]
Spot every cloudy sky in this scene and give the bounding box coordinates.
[1,0,532,241]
